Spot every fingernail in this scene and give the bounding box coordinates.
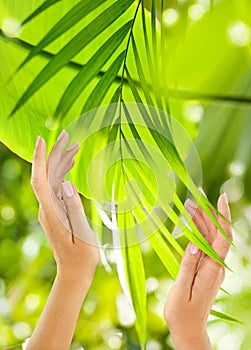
[62,182,73,197]
[186,199,196,209]
[36,136,41,147]
[199,187,207,197]
[67,142,79,151]
[222,192,228,203]
[57,130,67,141]
[189,243,200,255]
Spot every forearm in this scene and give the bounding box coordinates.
[170,329,212,350]
[26,273,92,350]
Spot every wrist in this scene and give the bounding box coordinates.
[170,328,212,350]
[56,266,96,289]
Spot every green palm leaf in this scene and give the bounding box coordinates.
[10,0,134,116]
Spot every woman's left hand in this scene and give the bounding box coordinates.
[164,193,232,350]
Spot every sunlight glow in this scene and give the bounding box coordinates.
[227,21,251,47]
[163,9,179,27]
[2,18,23,38]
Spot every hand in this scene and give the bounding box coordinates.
[164,193,232,350]
[31,131,99,283]
[27,131,100,350]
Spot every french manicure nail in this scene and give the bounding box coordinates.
[62,182,74,197]
[186,199,197,209]
[199,187,207,197]
[57,130,67,141]
[222,192,228,203]
[189,243,200,255]
[67,142,79,151]
[36,136,41,147]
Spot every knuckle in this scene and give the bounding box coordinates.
[182,259,197,273]
[31,177,40,192]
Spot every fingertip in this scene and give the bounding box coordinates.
[218,193,230,213]
[198,186,207,197]
[57,129,68,142]
[34,136,46,159]
[189,242,200,255]
[185,199,197,216]
[67,142,79,152]
[62,181,74,197]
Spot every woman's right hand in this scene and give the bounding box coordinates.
[31,131,100,284]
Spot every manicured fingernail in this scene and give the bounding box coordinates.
[57,130,67,141]
[222,192,228,203]
[186,199,196,209]
[62,182,73,197]
[67,142,79,151]
[189,243,200,255]
[199,187,207,197]
[36,136,41,147]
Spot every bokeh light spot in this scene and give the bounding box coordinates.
[163,9,179,27]
[220,178,244,202]
[2,159,21,180]
[108,334,122,349]
[116,294,135,327]
[24,294,40,313]
[184,101,204,122]
[2,18,23,38]
[0,297,12,316]
[217,333,242,350]
[1,206,15,221]
[146,340,161,350]
[227,21,251,47]
[12,322,31,339]
[229,160,246,176]
[188,4,205,21]
[146,277,159,293]
[22,238,40,258]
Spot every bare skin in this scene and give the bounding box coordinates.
[27,131,99,350]
[164,193,232,350]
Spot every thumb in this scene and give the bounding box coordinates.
[175,243,202,299]
[61,182,97,246]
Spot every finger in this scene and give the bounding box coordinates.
[31,136,50,206]
[198,187,217,243]
[212,193,232,261]
[46,130,69,193]
[55,142,79,180]
[185,200,208,238]
[61,182,97,245]
[175,242,202,300]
